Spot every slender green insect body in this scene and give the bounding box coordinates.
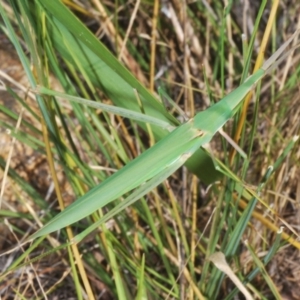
[30,70,265,239]
[30,31,299,238]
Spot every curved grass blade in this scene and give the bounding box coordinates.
[34,86,175,131]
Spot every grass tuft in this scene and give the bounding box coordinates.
[0,0,300,299]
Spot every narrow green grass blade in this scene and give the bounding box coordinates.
[136,255,147,300]
[204,134,299,298]
[246,242,281,299]
[225,228,283,299]
[66,243,83,300]
[35,86,174,131]
[105,229,129,300]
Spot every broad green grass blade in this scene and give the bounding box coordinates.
[72,152,187,243]
[30,119,204,239]
[30,66,270,239]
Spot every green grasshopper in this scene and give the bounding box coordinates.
[30,30,299,242]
